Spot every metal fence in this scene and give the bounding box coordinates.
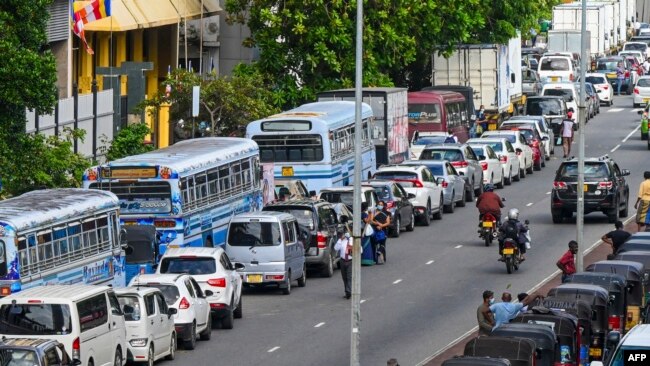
[26,87,114,162]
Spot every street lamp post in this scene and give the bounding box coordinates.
[576,0,588,272]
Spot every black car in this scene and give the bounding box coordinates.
[551,156,630,223]
[263,199,347,277]
[363,180,417,232]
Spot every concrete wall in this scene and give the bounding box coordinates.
[51,40,71,99]
[218,0,257,76]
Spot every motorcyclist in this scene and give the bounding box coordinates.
[476,184,504,224]
[499,208,529,262]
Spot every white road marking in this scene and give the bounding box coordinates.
[608,108,624,112]
[268,346,280,353]
[546,191,551,195]
[611,144,621,152]
[632,108,642,113]
[526,202,533,207]
[360,299,366,304]
[454,245,462,249]
[393,279,402,284]
[622,125,641,142]
[426,260,435,265]
[314,322,325,328]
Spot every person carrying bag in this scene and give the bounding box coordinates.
[361,203,376,266]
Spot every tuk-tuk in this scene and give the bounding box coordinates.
[616,239,650,254]
[614,251,650,321]
[540,297,593,363]
[546,284,610,361]
[586,260,647,333]
[464,336,536,366]
[490,323,559,366]
[565,272,627,332]
[628,232,650,240]
[513,307,580,366]
[124,225,160,284]
[442,356,511,366]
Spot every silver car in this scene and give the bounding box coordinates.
[522,68,542,96]
[401,160,466,213]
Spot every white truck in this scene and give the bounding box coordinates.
[547,30,592,57]
[430,35,523,123]
[553,2,610,56]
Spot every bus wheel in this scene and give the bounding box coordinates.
[206,237,213,248]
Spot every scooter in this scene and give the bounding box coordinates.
[478,213,499,247]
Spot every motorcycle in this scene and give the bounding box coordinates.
[500,219,530,274]
[478,213,499,247]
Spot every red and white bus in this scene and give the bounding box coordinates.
[407,91,470,143]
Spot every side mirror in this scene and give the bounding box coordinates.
[234,262,245,270]
[167,308,178,316]
[339,215,349,223]
[478,155,486,160]
[542,136,549,140]
[204,290,214,297]
[436,177,445,185]
[407,193,416,199]
[621,169,631,176]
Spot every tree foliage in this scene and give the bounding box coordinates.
[101,123,155,161]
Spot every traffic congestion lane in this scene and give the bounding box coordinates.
[167,98,648,366]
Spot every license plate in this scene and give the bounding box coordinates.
[281,167,294,177]
[123,221,137,226]
[644,98,650,103]
[550,77,559,82]
[589,347,602,357]
[584,184,588,192]
[607,73,616,79]
[482,221,493,228]
[246,274,263,283]
[503,248,515,255]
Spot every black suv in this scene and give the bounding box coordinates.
[551,156,630,223]
[263,199,348,277]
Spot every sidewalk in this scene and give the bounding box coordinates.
[423,222,638,366]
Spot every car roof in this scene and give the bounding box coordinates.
[319,186,374,193]
[377,165,424,172]
[422,143,464,149]
[231,211,295,221]
[264,199,327,208]
[0,338,58,350]
[362,179,396,187]
[483,130,518,136]
[469,137,507,143]
[2,285,111,303]
[131,273,189,284]
[163,246,225,257]
[115,287,162,297]
[621,324,650,347]
[402,159,447,165]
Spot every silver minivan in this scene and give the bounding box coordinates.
[225,212,306,295]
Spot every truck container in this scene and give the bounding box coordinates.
[553,2,610,56]
[547,30,592,57]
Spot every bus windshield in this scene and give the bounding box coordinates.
[89,181,172,214]
[0,303,72,335]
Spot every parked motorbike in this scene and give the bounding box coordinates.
[478,213,499,247]
[500,219,530,274]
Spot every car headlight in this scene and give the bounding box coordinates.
[129,338,148,347]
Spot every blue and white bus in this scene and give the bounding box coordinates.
[83,137,263,249]
[246,101,376,194]
[0,189,125,296]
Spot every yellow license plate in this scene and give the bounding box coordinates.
[607,73,616,78]
[584,184,588,192]
[281,167,294,177]
[482,221,493,228]
[644,98,650,102]
[246,274,263,283]
[123,221,137,226]
[589,348,602,357]
[503,248,515,255]
[550,77,559,82]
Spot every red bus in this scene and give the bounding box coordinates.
[408,91,470,143]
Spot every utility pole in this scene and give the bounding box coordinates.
[350,0,363,363]
[576,0,587,272]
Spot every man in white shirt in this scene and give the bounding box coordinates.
[334,231,358,299]
[562,110,575,158]
[644,58,650,74]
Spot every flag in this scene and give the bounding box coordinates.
[71,0,113,54]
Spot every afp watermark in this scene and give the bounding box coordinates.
[624,350,650,366]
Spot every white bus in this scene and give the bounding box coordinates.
[246,101,376,194]
[83,137,263,250]
[0,189,125,296]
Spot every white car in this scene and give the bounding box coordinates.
[373,165,444,222]
[585,73,614,106]
[409,131,453,159]
[468,144,504,188]
[633,76,650,108]
[619,50,645,65]
[538,55,576,83]
[157,247,243,329]
[501,117,552,160]
[480,131,534,177]
[623,41,650,59]
[541,82,580,123]
[129,274,212,350]
[115,287,177,365]
[467,138,521,185]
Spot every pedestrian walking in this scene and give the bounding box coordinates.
[334,230,355,299]
[556,240,578,283]
[616,62,625,95]
[561,111,575,158]
[372,201,391,264]
[489,292,543,330]
[360,202,375,266]
[477,290,495,335]
[602,220,631,255]
[634,171,650,232]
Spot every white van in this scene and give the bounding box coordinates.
[541,83,580,123]
[538,55,576,83]
[623,41,650,59]
[225,212,306,295]
[0,285,127,366]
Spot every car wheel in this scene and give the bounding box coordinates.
[321,253,334,278]
[496,172,505,189]
[200,313,213,339]
[608,202,620,223]
[433,198,443,220]
[527,162,534,174]
[534,160,541,171]
[406,212,415,231]
[145,345,154,366]
[620,192,629,218]
[392,216,401,238]
[281,271,292,295]
[457,189,466,207]
[165,335,176,360]
[445,192,456,213]
[114,348,122,366]
[421,202,432,225]
[234,295,243,318]
[465,184,474,202]
[474,177,484,197]
[297,264,307,287]
[552,210,563,224]
[222,303,235,328]
[504,168,512,185]
[520,164,527,178]
[513,167,521,182]
[541,158,546,168]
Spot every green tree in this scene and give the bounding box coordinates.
[101,123,155,161]
[473,0,561,44]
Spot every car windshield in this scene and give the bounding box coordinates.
[320,191,354,207]
[265,208,314,228]
[0,349,40,366]
[638,79,650,87]
[227,222,282,246]
[159,257,217,274]
[585,76,606,84]
[0,304,72,335]
[526,99,562,115]
[117,295,142,321]
[560,162,609,178]
[374,172,418,181]
[597,60,620,71]
[624,43,647,51]
[420,149,463,161]
[543,88,573,101]
[421,164,444,175]
[413,136,448,145]
[540,58,569,71]
[126,240,155,264]
[483,133,516,143]
[137,284,180,306]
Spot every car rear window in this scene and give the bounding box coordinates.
[422,164,444,175]
[585,76,606,84]
[624,43,647,51]
[320,191,354,207]
[373,171,419,181]
[227,222,282,246]
[372,186,392,201]
[159,257,217,274]
[138,284,180,306]
[472,141,503,152]
[0,349,39,365]
[482,134,516,143]
[543,88,573,101]
[540,58,569,71]
[117,295,142,321]
[419,149,463,161]
[596,60,620,71]
[471,147,484,158]
[638,79,650,87]
[526,99,563,116]
[0,304,72,335]
[413,136,448,145]
[559,162,609,179]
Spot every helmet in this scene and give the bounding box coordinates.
[483,184,494,192]
[508,208,520,221]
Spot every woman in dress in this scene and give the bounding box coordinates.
[360,202,376,266]
[635,171,650,232]
[372,201,392,263]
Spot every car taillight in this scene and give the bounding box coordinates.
[440,180,448,188]
[553,181,568,189]
[608,315,621,332]
[395,179,424,188]
[207,278,226,287]
[499,155,508,163]
[317,232,327,249]
[598,181,613,189]
[480,162,488,170]
[635,87,640,94]
[265,274,285,280]
[386,201,395,209]
[451,161,469,168]
[603,85,609,90]
[179,297,190,309]
[569,73,574,81]
[72,337,80,360]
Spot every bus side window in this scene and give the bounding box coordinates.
[17,237,28,275]
[82,218,98,249]
[207,168,219,196]
[195,173,208,200]
[232,161,242,188]
[241,159,251,188]
[68,223,82,255]
[219,166,231,192]
[97,216,109,249]
[36,230,53,266]
[52,225,68,258]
